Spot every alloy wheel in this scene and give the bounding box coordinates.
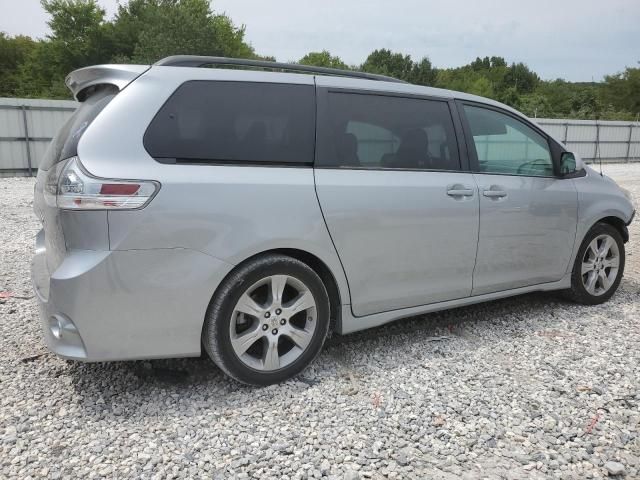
[581,234,620,296]
[229,275,317,371]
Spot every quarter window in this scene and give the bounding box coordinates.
[317,92,460,170]
[144,81,315,165]
[463,105,553,176]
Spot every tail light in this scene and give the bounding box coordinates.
[44,157,159,210]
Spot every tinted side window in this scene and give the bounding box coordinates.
[145,81,315,165]
[463,105,553,177]
[317,92,460,170]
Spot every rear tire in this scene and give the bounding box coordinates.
[202,254,330,385]
[563,223,625,305]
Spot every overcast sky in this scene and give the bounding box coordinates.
[1,0,638,81]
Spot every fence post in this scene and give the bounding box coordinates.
[563,122,569,144]
[21,105,33,177]
[594,122,600,163]
[626,123,634,163]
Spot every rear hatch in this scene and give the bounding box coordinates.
[33,65,149,286]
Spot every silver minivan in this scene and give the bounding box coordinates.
[32,56,635,385]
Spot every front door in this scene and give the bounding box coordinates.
[314,88,480,317]
[459,103,578,295]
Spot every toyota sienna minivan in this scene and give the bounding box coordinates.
[32,56,635,385]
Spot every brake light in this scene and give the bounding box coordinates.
[44,157,159,210]
[99,184,140,195]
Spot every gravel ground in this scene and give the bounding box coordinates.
[1,165,639,479]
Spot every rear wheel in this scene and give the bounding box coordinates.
[202,254,330,385]
[564,223,625,304]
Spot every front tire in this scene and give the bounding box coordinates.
[202,254,330,385]
[564,223,625,305]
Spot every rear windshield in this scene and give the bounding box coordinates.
[40,85,118,171]
[144,81,315,165]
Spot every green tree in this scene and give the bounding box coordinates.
[17,0,110,97]
[126,0,254,64]
[361,49,436,86]
[518,93,554,118]
[361,49,414,80]
[602,67,640,116]
[298,50,348,69]
[408,57,437,86]
[467,77,494,98]
[498,86,520,109]
[0,33,38,96]
[503,62,539,94]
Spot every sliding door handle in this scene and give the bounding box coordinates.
[483,189,507,198]
[446,184,475,197]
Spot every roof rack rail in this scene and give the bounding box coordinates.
[154,55,407,84]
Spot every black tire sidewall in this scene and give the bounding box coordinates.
[204,255,330,385]
[570,223,625,304]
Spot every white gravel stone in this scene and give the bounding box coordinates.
[1,163,639,479]
[604,460,626,476]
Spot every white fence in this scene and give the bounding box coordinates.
[1,97,639,176]
[0,97,78,177]
[535,118,640,163]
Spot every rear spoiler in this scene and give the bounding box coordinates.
[65,64,150,101]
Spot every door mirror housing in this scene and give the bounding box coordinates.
[559,152,584,177]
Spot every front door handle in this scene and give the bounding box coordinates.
[483,189,507,198]
[447,184,475,197]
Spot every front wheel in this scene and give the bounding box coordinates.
[202,254,331,385]
[564,223,625,305]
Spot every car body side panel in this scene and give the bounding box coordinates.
[315,169,479,317]
[106,166,351,307]
[471,174,578,295]
[73,67,351,309]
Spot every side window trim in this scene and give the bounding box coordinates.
[315,86,463,173]
[447,99,470,172]
[455,99,559,178]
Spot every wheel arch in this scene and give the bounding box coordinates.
[566,210,630,277]
[206,248,344,335]
[595,215,629,243]
[271,248,342,335]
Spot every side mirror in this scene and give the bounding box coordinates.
[559,152,584,176]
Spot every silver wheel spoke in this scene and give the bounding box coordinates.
[585,271,598,293]
[581,261,595,275]
[231,326,264,356]
[587,239,599,258]
[263,339,280,370]
[599,237,613,256]
[600,271,612,290]
[603,257,619,269]
[235,293,264,317]
[270,275,288,306]
[285,290,315,316]
[285,327,313,350]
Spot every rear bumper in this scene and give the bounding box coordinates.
[31,228,234,361]
[32,230,89,359]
